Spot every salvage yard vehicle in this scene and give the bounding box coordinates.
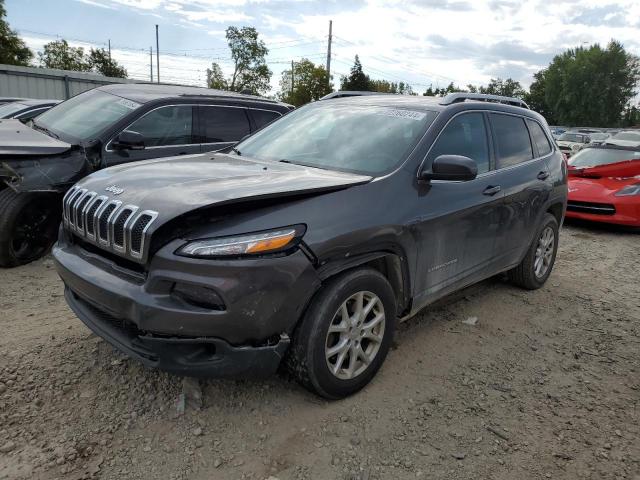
[556,131,591,157]
[605,130,640,148]
[566,145,640,227]
[53,92,567,399]
[0,84,293,267]
[0,99,61,123]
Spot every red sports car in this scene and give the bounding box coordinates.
[566,145,640,227]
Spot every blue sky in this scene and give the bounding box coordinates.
[6,0,640,95]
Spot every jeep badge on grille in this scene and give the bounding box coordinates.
[105,185,124,195]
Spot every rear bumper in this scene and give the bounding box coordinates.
[65,287,290,377]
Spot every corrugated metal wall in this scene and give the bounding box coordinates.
[0,64,141,100]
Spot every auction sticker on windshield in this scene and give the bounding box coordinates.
[376,109,427,121]
[117,98,141,110]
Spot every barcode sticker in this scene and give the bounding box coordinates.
[117,98,141,110]
[376,109,426,121]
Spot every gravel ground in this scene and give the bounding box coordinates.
[0,222,639,480]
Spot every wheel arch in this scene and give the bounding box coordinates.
[316,251,412,317]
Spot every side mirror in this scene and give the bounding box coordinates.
[112,130,145,150]
[420,155,478,182]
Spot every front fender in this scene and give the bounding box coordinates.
[1,148,92,193]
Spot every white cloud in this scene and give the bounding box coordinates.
[36,0,640,93]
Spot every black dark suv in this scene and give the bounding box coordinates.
[0,84,292,267]
[53,93,567,399]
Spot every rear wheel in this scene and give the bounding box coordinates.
[0,189,62,267]
[287,268,396,399]
[508,213,559,289]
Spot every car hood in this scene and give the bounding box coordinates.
[75,153,373,229]
[0,119,71,155]
[605,138,640,148]
[568,159,640,179]
[557,140,583,148]
[568,159,640,201]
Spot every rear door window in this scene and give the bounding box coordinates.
[526,119,552,157]
[428,112,490,174]
[199,106,250,143]
[250,109,282,130]
[125,105,194,147]
[490,113,533,168]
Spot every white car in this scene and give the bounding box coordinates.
[556,132,590,157]
[605,130,640,148]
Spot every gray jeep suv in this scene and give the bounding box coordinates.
[53,93,567,399]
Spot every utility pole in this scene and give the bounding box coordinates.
[149,47,153,82]
[291,60,294,97]
[108,39,111,61]
[155,25,160,84]
[326,20,332,88]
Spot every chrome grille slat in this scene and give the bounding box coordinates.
[62,189,158,262]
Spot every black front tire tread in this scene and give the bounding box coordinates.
[0,188,59,268]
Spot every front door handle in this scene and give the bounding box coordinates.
[483,185,501,196]
[537,171,550,180]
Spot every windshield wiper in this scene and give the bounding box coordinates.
[32,122,60,140]
[231,147,242,156]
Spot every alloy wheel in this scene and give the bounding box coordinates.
[325,291,386,380]
[534,226,555,278]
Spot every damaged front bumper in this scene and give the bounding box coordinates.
[53,230,321,378]
[65,287,290,377]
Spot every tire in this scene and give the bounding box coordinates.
[286,267,397,399]
[0,189,62,268]
[508,213,559,290]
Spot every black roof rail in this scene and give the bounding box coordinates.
[440,93,529,109]
[319,91,392,100]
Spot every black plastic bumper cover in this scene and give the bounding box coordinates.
[66,288,290,378]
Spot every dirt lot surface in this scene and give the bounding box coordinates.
[0,222,639,480]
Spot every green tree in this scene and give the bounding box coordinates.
[206,62,227,89]
[340,55,370,91]
[523,70,555,122]
[205,27,271,94]
[479,77,525,98]
[0,0,33,66]
[88,48,127,78]
[38,40,92,71]
[278,58,332,107]
[227,26,271,94]
[540,41,639,127]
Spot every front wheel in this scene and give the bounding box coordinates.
[508,213,559,290]
[0,189,62,267]
[286,267,397,399]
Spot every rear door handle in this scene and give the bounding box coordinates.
[537,171,550,180]
[483,185,501,196]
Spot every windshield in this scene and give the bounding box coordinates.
[569,148,640,167]
[589,133,609,141]
[0,102,27,118]
[235,102,437,175]
[35,89,141,141]
[612,132,640,142]
[558,133,585,143]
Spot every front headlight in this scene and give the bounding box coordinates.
[176,225,305,258]
[572,144,581,151]
[615,183,640,197]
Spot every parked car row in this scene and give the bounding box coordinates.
[551,127,640,158]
